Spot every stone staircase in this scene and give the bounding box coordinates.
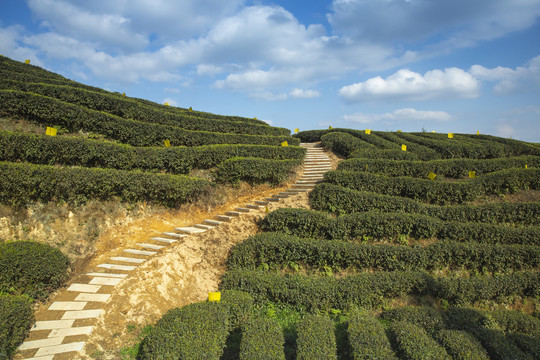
[16,142,332,359]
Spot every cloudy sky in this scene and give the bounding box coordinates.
[1,0,540,141]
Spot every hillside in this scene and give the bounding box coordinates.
[136,129,539,359]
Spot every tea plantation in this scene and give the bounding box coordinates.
[139,129,539,359]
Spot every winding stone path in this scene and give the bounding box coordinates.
[16,142,333,359]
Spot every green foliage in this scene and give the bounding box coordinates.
[221,269,539,309]
[347,310,397,360]
[381,306,446,333]
[434,330,490,360]
[227,232,540,273]
[0,79,289,136]
[296,315,337,360]
[323,168,540,204]
[0,130,305,174]
[320,132,375,157]
[261,208,540,245]
[216,157,302,185]
[239,316,285,360]
[488,310,540,337]
[389,321,451,360]
[337,156,540,178]
[309,183,540,226]
[221,290,254,328]
[0,90,299,147]
[0,294,34,359]
[0,161,211,208]
[0,241,70,299]
[138,302,229,360]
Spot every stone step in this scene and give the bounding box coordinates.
[292,184,315,188]
[49,326,94,338]
[86,272,128,278]
[124,249,156,256]
[296,180,321,184]
[151,237,178,244]
[245,204,263,209]
[74,293,111,302]
[273,194,289,198]
[291,188,309,192]
[61,309,103,320]
[110,256,145,264]
[283,190,299,194]
[254,200,269,205]
[305,166,332,170]
[34,341,86,357]
[215,215,233,222]
[48,302,87,311]
[97,263,136,271]
[19,337,64,351]
[235,207,252,212]
[203,219,222,226]
[193,224,213,230]
[162,232,188,239]
[89,277,123,286]
[31,320,75,331]
[137,243,165,250]
[67,284,101,293]
[174,227,207,234]
[225,211,241,217]
[25,355,55,360]
[265,197,280,202]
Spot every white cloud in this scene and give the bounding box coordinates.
[247,88,321,101]
[495,124,517,138]
[339,68,480,102]
[289,88,321,99]
[470,55,540,94]
[344,108,452,124]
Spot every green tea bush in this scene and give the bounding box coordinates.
[348,148,420,161]
[374,131,441,160]
[0,241,70,299]
[389,322,451,360]
[0,90,299,147]
[239,316,285,360]
[221,290,254,328]
[320,132,375,157]
[381,307,446,333]
[216,157,302,185]
[488,310,540,337]
[261,208,540,245]
[507,333,540,357]
[0,294,34,359]
[472,329,529,360]
[0,130,305,174]
[221,269,539,310]
[434,329,490,360]
[227,233,539,273]
[296,315,337,360]
[309,183,539,226]
[0,79,290,136]
[347,310,397,360]
[138,301,229,360]
[0,161,211,208]
[337,156,539,178]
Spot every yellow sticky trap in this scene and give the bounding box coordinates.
[401,144,407,151]
[428,172,437,181]
[397,130,402,133]
[365,129,371,135]
[365,164,368,171]
[122,92,126,96]
[25,59,30,64]
[476,130,480,135]
[208,292,221,302]
[294,128,299,133]
[329,126,333,129]
[525,164,528,169]
[45,127,57,136]
[254,117,257,120]
[431,130,436,133]
[164,140,171,147]
[265,206,269,213]
[189,107,193,112]
[164,102,170,106]
[448,133,454,139]
[281,141,288,147]
[469,171,476,178]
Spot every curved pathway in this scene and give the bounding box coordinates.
[16,143,332,359]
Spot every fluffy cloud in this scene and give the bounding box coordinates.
[329,0,540,49]
[339,68,480,102]
[248,88,321,101]
[471,55,540,94]
[289,89,321,99]
[344,108,452,124]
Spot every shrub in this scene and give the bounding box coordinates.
[347,310,397,360]
[320,132,374,157]
[296,315,337,360]
[472,329,529,360]
[434,329,490,360]
[0,161,211,208]
[0,294,34,359]
[0,241,70,299]
[221,290,254,328]
[216,157,302,185]
[389,321,451,360]
[239,316,285,360]
[381,307,446,333]
[138,301,229,360]
[488,310,540,337]
[507,333,540,358]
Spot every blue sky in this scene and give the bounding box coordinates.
[1,0,539,141]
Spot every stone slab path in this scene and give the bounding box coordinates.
[15,142,333,359]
